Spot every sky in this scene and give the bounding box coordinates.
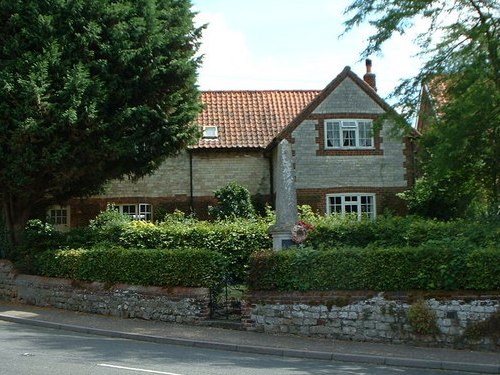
[191,0,425,102]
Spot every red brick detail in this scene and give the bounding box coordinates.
[296,187,408,216]
[68,194,272,226]
[312,115,384,156]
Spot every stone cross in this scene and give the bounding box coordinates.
[269,139,298,250]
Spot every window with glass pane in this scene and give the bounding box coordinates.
[48,209,68,225]
[344,195,359,214]
[121,204,136,218]
[360,195,374,217]
[358,121,373,147]
[327,194,376,220]
[139,204,152,221]
[325,120,374,149]
[116,203,152,220]
[329,196,343,214]
[326,121,341,147]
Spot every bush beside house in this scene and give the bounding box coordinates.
[16,209,499,293]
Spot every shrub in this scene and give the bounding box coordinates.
[35,247,227,288]
[208,182,256,220]
[12,219,65,273]
[21,219,65,253]
[117,218,271,282]
[88,204,131,243]
[305,215,498,249]
[407,299,440,335]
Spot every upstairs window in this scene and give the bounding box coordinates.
[325,120,373,149]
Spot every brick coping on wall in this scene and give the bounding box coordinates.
[244,290,500,304]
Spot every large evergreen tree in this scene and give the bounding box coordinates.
[0,0,203,246]
[344,0,499,216]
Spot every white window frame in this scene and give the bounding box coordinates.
[326,194,376,220]
[47,205,70,230]
[324,119,374,149]
[115,203,153,221]
[202,126,218,139]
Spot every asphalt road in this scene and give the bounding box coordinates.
[0,321,478,375]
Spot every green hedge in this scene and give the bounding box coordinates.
[116,219,272,282]
[35,247,227,288]
[248,244,500,291]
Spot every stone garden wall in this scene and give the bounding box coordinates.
[0,260,210,324]
[242,291,500,351]
[1,260,498,351]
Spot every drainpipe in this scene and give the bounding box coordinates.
[269,151,274,208]
[189,150,194,213]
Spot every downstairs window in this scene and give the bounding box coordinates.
[326,194,376,220]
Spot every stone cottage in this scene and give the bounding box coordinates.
[48,61,416,228]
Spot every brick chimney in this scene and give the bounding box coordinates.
[363,59,377,91]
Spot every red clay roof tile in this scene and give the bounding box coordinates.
[194,90,320,149]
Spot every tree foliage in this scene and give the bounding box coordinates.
[0,0,203,245]
[344,0,500,216]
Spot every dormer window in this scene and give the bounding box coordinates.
[202,126,218,139]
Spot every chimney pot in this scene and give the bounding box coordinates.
[363,59,377,91]
[366,59,372,73]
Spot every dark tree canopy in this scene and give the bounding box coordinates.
[344,0,499,216]
[0,0,203,245]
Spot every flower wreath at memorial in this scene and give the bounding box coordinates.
[291,220,315,244]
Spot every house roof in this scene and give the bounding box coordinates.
[269,66,393,149]
[194,66,398,151]
[194,90,320,150]
[416,77,448,133]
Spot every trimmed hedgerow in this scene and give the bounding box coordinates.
[248,243,500,292]
[116,219,272,282]
[35,247,227,288]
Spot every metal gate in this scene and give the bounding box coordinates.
[209,275,244,320]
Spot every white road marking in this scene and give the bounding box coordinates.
[98,363,185,375]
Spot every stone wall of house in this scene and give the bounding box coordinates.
[314,77,386,115]
[242,291,500,351]
[0,260,210,324]
[68,150,270,224]
[100,151,191,198]
[97,150,270,199]
[191,151,270,197]
[285,76,409,214]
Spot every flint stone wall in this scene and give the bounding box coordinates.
[0,260,210,323]
[242,291,500,351]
